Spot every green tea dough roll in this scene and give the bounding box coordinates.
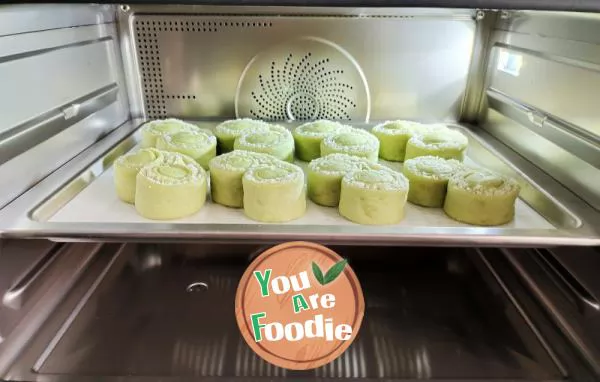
[234,124,295,162]
[135,160,207,220]
[215,119,270,153]
[320,128,380,162]
[113,148,164,203]
[444,169,520,226]
[404,128,468,161]
[307,153,366,207]
[196,127,215,137]
[371,120,420,162]
[339,169,409,225]
[159,151,204,170]
[140,119,198,148]
[360,161,397,173]
[156,130,217,170]
[293,120,350,161]
[208,150,275,208]
[403,156,464,207]
[242,161,306,222]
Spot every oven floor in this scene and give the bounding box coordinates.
[35,245,562,380]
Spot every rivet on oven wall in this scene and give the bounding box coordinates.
[527,110,547,128]
[475,10,486,21]
[187,282,209,293]
[120,4,130,12]
[62,104,80,120]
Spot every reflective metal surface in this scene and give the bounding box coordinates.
[0,28,119,138]
[460,10,499,123]
[500,248,600,377]
[0,11,129,210]
[0,240,105,376]
[483,110,600,212]
[0,84,119,166]
[5,244,563,381]
[0,4,115,37]
[120,7,475,121]
[0,240,56,340]
[549,247,600,316]
[2,243,62,310]
[480,11,600,211]
[476,248,599,381]
[486,89,600,169]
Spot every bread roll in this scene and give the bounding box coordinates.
[320,128,380,162]
[234,124,295,162]
[208,150,276,208]
[404,128,468,161]
[444,169,520,226]
[215,119,270,153]
[339,169,409,225]
[403,155,464,207]
[135,159,207,220]
[371,120,419,161]
[156,130,217,170]
[114,148,164,203]
[243,161,306,222]
[307,153,367,207]
[140,119,198,148]
[293,120,350,161]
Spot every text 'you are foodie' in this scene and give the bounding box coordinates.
[235,242,365,370]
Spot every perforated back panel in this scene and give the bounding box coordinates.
[135,21,165,118]
[236,37,369,121]
[131,14,474,121]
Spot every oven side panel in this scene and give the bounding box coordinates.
[479,12,600,211]
[0,4,129,210]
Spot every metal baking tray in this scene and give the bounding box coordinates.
[0,119,598,245]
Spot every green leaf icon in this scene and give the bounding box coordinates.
[323,259,348,284]
[312,259,348,286]
[312,262,325,285]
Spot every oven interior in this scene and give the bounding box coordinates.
[0,4,598,244]
[1,3,600,382]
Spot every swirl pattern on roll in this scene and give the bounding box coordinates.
[405,128,468,161]
[234,124,295,162]
[242,161,306,222]
[339,169,409,225]
[403,155,465,207]
[444,168,520,226]
[307,153,369,207]
[293,120,350,161]
[156,130,217,170]
[371,120,419,162]
[140,118,199,148]
[215,118,270,153]
[320,128,380,162]
[208,150,276,208]
[113,148,164,204]
[135,159,207,220]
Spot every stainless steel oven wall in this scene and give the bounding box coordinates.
[0,4,129,210]
[119,6,475,123]
[479,11,600,211]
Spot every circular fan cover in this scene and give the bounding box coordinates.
[236,37,370,122]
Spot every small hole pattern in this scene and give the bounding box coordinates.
[136,19,166,118]
[137,18,272,33]
[237,37,370,122]
[134,17,273,118]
